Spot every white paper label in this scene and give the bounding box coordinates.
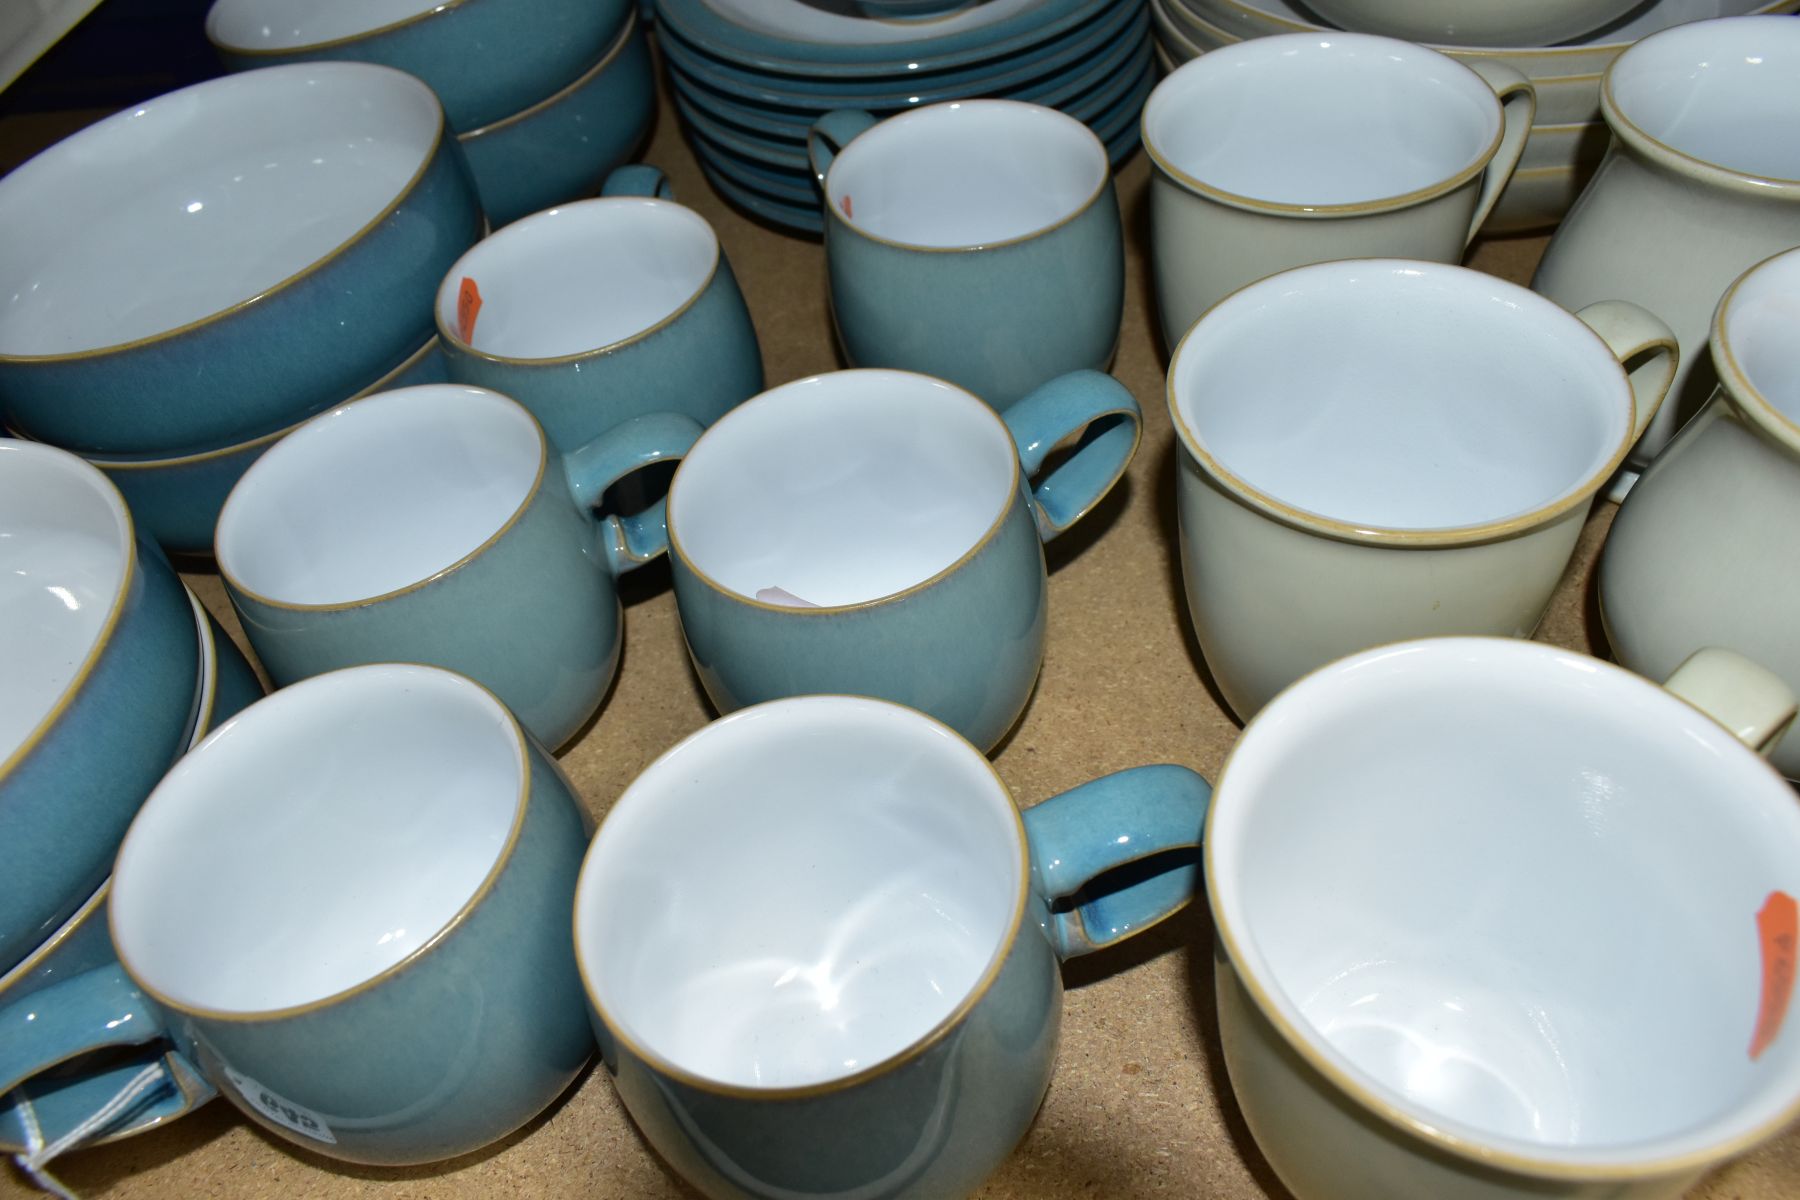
[224,1068,338,1144]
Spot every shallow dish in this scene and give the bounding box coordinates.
[1301,0,1643,46]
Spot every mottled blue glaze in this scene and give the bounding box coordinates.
[210,0,632,132]
[224,399,701,750]
[595,761,1211,1199]
[0,730,594,1165]
[204,607,266,731]
[439,169,762,452]
[0,77,483,457]
[82,340,449,559]
[670,370,1139,752]
[457,11,656,229]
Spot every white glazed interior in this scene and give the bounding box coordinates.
[1170,260,1628,530]
[1143,33,1499,205]
[1724,248,1800,424]
[698,0,1034,46]
[215,385,541,606]
[826,101,1106,248]
[437,199,717,360]
[1209,637,1800,1163]
[669,371,1016,607]
[1608,15,1800,180]
[111,665,523,1014]
[575,695,1024,1089]
[0,445,131,760]
[204,0,445,49]
[0,64,441,356]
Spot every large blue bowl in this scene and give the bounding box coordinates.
[0,63,484,456]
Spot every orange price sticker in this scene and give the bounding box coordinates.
[840,194,853,219]
[1751,890,1797,1060]
[457,276,483,344]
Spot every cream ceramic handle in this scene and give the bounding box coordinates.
[1575,299,1680,443]
[1460,60,1536,247]
[1665,648,1798,756]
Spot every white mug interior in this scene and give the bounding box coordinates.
[668,370,1017,608]
[1608,15,1800,182]
[1170,260,1629,531]
[1209,637,1800,1165]
[824,100,1107,249]
[110,664,524,1014]
[0,444,131,759]
[0,64,442,357]
[1143,33,1500,207]
[1724,249,1800,426]
[215,384,542,606]
[436,199,718,361]
[206,0,447,50]
[574,695,1024,1090]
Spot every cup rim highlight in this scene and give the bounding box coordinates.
[1713,250,1800,458]
[571,692,1033,1099]
[1165,258,1644,547]
[1204,634,1800,1178]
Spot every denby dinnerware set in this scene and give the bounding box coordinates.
[3,4,1800,1199]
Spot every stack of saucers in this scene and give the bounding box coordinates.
[656,0,1155,235]
[1149,0,1800,233]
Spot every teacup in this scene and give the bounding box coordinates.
[666,368,1140,752]
[574,694,1212,1199]
[1169,259,1675,720]
[0,443,199,973]
[810,99,1124,411]
[436,165,762,452]
[1143,32,1535,349]
[0,664,596,1166]
[215,384,701,749]
[1208,637,1800,1200]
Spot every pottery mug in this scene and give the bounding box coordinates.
[810,99,1125,412]
[575,694,1212,1199]
[0,664,596,1167]
[1143,31,1535,350]
[1208,636,1800,1200]
[1601,244,1800,780]
[666,367,1140,752]
[1170,258,1675,721]
[215,383,702,750]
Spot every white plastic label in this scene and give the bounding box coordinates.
[224,1068,338,1144]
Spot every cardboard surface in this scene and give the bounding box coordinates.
[6,59,1800,1200]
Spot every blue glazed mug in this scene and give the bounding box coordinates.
[215,383,702,749]
[811,100,1124,412]
[0,664,596,1166]
[574,694,1211,1199]
[666,367,1140,752]
[435,164,763,452]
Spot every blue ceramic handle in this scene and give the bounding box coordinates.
[0,966,170,1100]
[1021,764,1211,960]
[561,411,705,576]
[1,1044,213,1157]
[1001,370,1142,542]
[602,164,675,200]
[807,109,878,193]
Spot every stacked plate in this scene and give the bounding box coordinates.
[1150,0,1800,233]
[655,0,1155,234]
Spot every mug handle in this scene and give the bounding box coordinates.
[602,164,675,200]
[1021,764,1212,959]
[1573,300,1680,443]
[1664,648,1798,756]
[561,412,706,575]
[1459,61,1536,248]
[1001,370,1142,542]
[807,109,878,194]
[4,1047,213,1170]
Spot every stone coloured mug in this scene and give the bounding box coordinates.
[1169,259,1675,721]
[0,664,596,1166]
[215,384,701,750]
[435,165,762,452]
[810,99,1125,411]
[1143,32,1535,350]
[666,368,1140,752]
[1207,637,1800,1200]
[1532,15,1800,482]
[1600,244,1800,780]
[574,694,1212,1200]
